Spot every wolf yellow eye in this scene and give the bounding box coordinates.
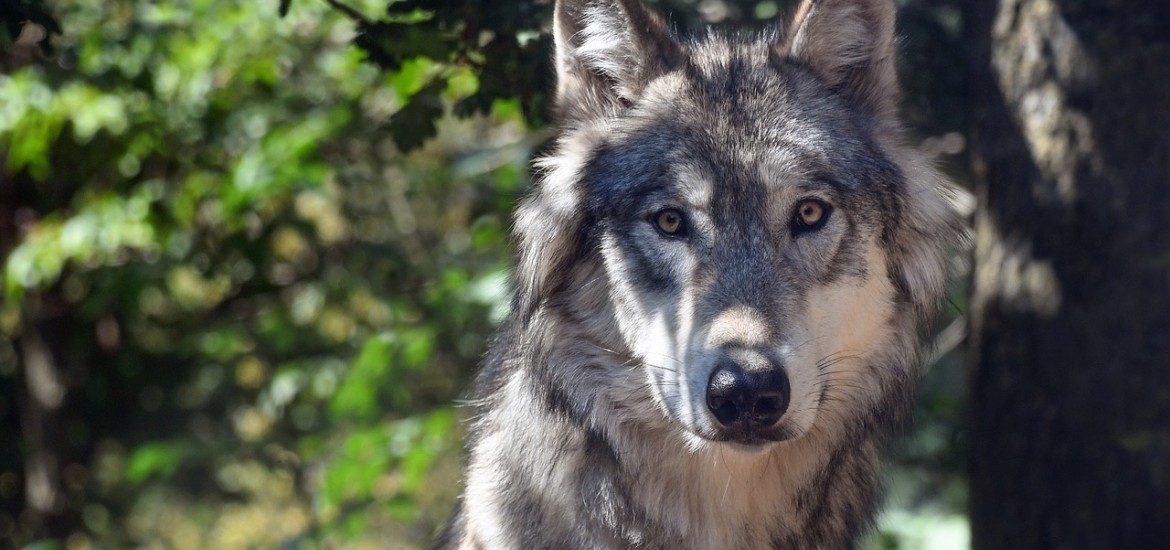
[793,199,830,231]
[653,208,686,236]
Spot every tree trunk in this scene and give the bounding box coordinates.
[1,120,83,543]
[967,0,1170,548]
[16,291,79,540]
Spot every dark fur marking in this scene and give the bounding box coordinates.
[501,462,576,548]
[579,429,658,546]
[819,214,867,285]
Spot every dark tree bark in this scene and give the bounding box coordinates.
[0,59,86,539]
[17,291,76,539]
[967,0,1170,548]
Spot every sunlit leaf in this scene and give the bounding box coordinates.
[125,441,188,485]
[329,333,394,420]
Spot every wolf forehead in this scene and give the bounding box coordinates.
[571,40,905,225]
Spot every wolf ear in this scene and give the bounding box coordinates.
[782,0,899,119]
[553,0,682,124]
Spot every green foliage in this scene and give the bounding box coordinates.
[325,0,554,151]
[1,0,525,547]
[125,440,190,485]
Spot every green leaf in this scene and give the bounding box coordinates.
[125,440,188,485]
[353,22,452,72]
[329,333,394,420]
[389,80,445,152]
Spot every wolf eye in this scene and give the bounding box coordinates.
[652,208,686,237]
[792,199,831,232]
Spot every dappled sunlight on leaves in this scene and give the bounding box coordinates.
[1,0,525,547]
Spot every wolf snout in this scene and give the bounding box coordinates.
[705,360,791,432]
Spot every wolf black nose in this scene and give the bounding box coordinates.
[706,361,790,429]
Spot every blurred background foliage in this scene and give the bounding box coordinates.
[0,0,970,548]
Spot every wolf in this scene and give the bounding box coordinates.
[439,0,962,547]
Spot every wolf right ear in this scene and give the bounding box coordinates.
[783,0,900,120]
[553,0,682,125]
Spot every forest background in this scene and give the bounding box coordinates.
[3,0,1166,549]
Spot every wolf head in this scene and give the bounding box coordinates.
[513,0,960,449]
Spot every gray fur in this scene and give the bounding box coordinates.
[439,0,963,548]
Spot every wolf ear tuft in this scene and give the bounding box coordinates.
[782,0,899,119]
[554,0,682,125]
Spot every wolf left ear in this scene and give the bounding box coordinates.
[783,0,900,119]
[553,0,682,125]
